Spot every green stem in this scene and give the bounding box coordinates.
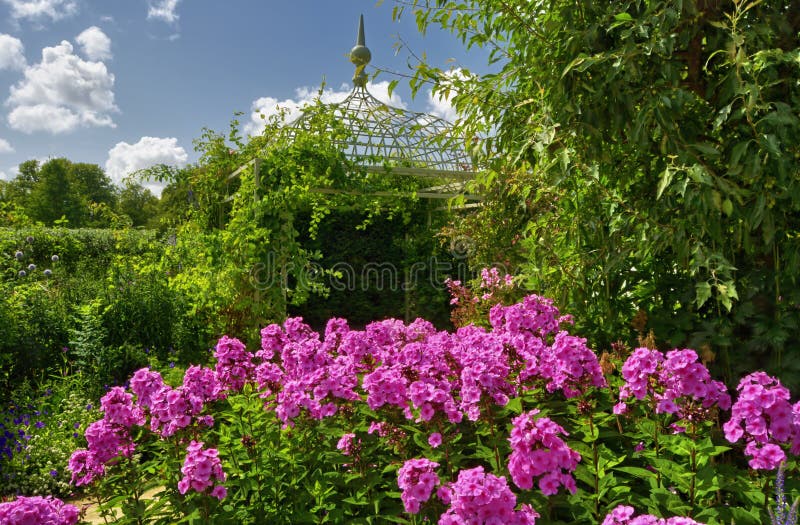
[653,412,662,489]
[589,413,600,522]
[689,422,698,517]
[485,402,501,471]
[94,492,110,525]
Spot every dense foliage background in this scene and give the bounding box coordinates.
[398,0,800,389]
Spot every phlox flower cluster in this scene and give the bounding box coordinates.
[240,294,605,428]
[438,466,539,525]
[723,372,800,470]
[445,268,514,307]
[615,349,731,423]
[100,386,145,427]
[479,267,514,293]
[267,318,361,425]
[68,387,142,486]
[0,495,80,525]
[490,296,606,397]
[214,336,255,392]
[336,432,359,457]
[489,294,568,338]
[602,505,706,525]
[70,366,224,487]
[397,458,440,514]
[146,366,221,437]
[508,409,580,495]
[178,440,227,500]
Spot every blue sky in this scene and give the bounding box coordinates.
[0,0,485,192]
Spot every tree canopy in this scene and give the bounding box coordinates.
[400,0,800,384]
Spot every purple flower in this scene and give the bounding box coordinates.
[178,440,226,500]
[397,458,440,514]
[438,466,538,524]
[0,495,79,525]
[508,409,580,495]
[602,505,706,525]
[724,372,800,470]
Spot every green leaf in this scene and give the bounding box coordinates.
[657,167,673,199]
[695,281,712,308]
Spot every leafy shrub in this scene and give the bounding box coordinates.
[0,375,99,498]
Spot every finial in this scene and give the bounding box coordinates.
[349,14,371,88]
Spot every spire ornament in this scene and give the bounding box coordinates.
[349,14,371,88]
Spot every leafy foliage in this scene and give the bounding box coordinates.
[397,0,800,387]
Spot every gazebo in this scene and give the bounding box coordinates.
[229,15,480,204]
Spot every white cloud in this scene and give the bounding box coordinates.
[75,26,111,61]
[0,138,13,153]
[245,81,407,137]
[426,68,470,123]
[6,40,117,134]
[2,0,78,21]
[0,34,26,70]
[147,0,181,23]
[106,136,188,195]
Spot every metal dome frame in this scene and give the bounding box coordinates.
[229,15,480,203]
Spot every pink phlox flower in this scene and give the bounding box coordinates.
[214,335,255,392]
[489,295,564,337]
[439,466,538,524]
[724,372,799,469]
[129,367,165,409]
[100,386,145,427]
[178,440,226,500]
[337,433,359,456]
[397,458,440,514]
[508,410,580,495]
[618,348,729,421]
[0,496,80,525]
[183,365,224,410]
[602,505,707,525]
[258,323,286,360]
[67,449,104,486]
[84,419,135,464]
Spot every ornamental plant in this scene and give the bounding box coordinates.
[57,291,800,524]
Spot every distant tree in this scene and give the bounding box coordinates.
[71,162,117,209]
[117,181,160,228]
[11,158,120,227]
[26,158,86,226]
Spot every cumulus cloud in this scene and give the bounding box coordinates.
[426,68,470,123]
[0,34,26,70]
[245,80,407,137]
[106,136,188,195]
[76,26,111,61]
[0,138,13,153]
[147,0,181,23]
[2,0,78,21]
[6,39,117,134]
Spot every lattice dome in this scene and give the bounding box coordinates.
[286,15,474,177]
